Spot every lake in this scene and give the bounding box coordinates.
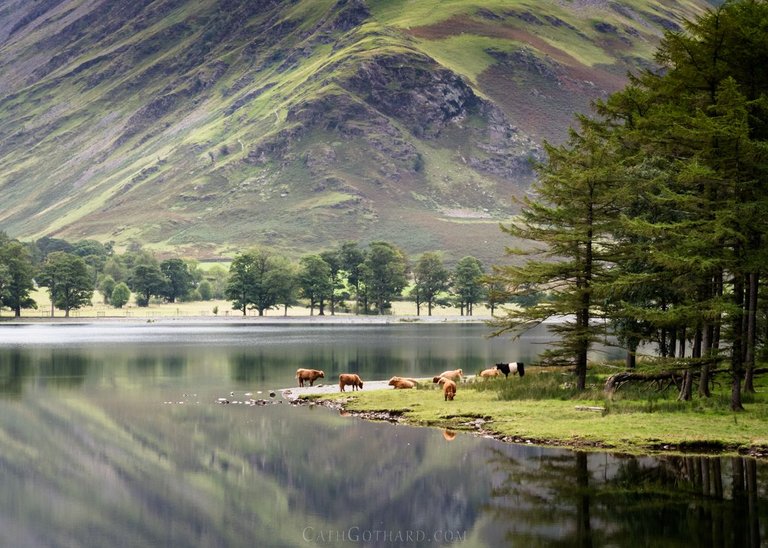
[0,321,765,547]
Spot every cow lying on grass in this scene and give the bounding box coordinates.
[388,376,417,389]
[479,368,501,378]
[434,376,457,401]
[339,373,363,392]
[495,362,525,378]
[432,368,463,383]
[295,368,325,387]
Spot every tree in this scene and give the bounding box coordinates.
[299,255,333,315]
[320,250,345,315]
[483,278,510,316]
[271,261,299,316]
[160,258,194,303]
[490,123,619,390]
[111,282,131,308]
[197,280,213,301]
[102,256,128,283]
[411,252,449,316]
[98,275,116,304]
[129,263,167,307]
[0,240,37,317]
[225,249,283,316]
[38,252,94,317]
[226,253,257,316]
[205,265,229,299]
[593,0,768,408]
[339,242,366,313]
[362,242,408,315]
[452,256,485,316]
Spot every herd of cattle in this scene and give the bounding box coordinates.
[294,361,524,402]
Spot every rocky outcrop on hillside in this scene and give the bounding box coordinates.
[344,53,481,139]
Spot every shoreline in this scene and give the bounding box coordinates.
[0,314,491,326]
[282,379,768,461]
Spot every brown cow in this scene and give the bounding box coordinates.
[296,368,325,387]
[432,368,463,383]
[435,376,457,401]
[479,368,501,378]
[339,373,363,392]
[388,376,416,389]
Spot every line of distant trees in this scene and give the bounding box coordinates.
[0,233,511,318]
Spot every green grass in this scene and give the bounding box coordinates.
[320,364,768,457]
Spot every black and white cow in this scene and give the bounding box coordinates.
[495,362,525,378]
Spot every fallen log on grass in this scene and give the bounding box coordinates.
[604,371,684,394]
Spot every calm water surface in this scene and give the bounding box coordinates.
[0,321,764,547]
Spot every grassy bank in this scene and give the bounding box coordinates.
[318,365,768,458]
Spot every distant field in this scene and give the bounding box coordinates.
[5,290,481,320]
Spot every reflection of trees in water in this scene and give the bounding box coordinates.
[0,349,92,395]
[38,351,90,388]
[483,447,765,547]
[161,355,185,376]
[230,352,270,383]
[0,349,32,397]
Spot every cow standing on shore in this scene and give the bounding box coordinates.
[339,373,363,392]
[495,362,525,378]
[296,368,325,387]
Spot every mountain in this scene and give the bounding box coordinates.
[0,0,710,264]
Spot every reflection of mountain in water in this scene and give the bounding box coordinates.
[252,414,488,542]
[0,324,764,546]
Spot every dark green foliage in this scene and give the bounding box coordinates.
[159,258,194,303]
[493,0,768,406]
[411,252,449,316]
[110,282,131,308]
[0,240,37,317]
[129,263,167,307]
[38,252,94,317]
[361,241,408,315]
[452,256,484,316]
[197,280,212,301]
[490,123,618,389]
[299,255,332,315]
[98,275,116,304]
[225,248,289,316]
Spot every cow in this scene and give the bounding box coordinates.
[434,376,457,401]
[495,362,525,378]
[295,368,325,387]
[388,376,417,389]
[432,368,463,383]
[339,373,363,392]
[479,368,501,378]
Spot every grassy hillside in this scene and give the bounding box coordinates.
[0,0,710,265]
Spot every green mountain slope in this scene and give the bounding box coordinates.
[0,0,710,263]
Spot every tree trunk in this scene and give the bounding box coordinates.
[678,327,686,359]
[668,327,677,358]
[659,327,668,358]
[730,274,745,411]
[678,369,693,401]
[743,271,758,393]
[699,323,713,398]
